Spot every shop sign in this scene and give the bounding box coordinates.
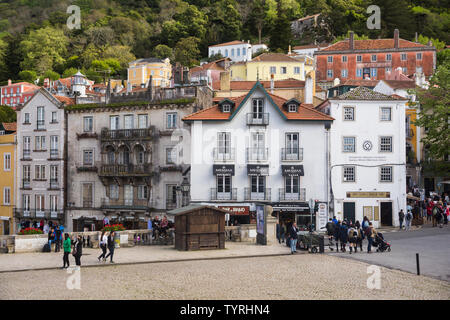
[218,206,249,215]
[247,164,269,176]
[318,203,328,230]
[213,164,235,176]
[346,192,390,198]
[281,165,304,176]
[272,203,309,212]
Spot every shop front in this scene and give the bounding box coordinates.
[218,205,251,225]
[271,203,313,231]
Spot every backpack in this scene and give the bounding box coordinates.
[43,243,51,253]
[406,212,412,221]
[364,227,372,237]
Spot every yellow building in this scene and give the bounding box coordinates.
[230,53,315,82]
[0,123,16,235]
[127,58,172,88]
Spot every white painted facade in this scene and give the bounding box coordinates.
[15,89,66,228]
[186,84,332,229]
[208,42,253,62]
[327,94,407,228]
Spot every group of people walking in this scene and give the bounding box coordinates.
[97,230,116,263]
[326,216,378,254]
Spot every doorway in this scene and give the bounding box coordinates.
[380,202,392,226]
[343,202,355,223]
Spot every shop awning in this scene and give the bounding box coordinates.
[213,164,235,176]
[271,203,310,213]
[281,165,304,176]
[247,164,269,176]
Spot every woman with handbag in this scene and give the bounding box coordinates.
[72,235,83,266]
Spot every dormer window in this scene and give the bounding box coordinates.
[223,104,231,113]
[219,99,235,113]
[288,104,297,113]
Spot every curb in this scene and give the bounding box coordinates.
[0,252,295,274]
[377,225,423,233]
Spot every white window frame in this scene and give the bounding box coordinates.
[109,184,119,199]
[167,112,177,129]
[3,187,10,205]
[343,136,356,153]
[138,185,149,200]
[342,56,347,62]
[3,153,11,171]
[83,116,93,132]
[222,104,231,113]
[270,66,276,74]
[401,53,407,61]
[380,166,393,182]
[166,147,176,164]
[83,149,94,166]
[380,107,392,121]
[416,52,422,60]
[280,67,287,74]
[341,69,348,78]
[343,166,355,182]
[327,70,333,78]
[343,107,355,121]
[51,111,57,123]
[386,53,392,61]
[371,54,377,62]
[356,55,362,62]
[327,56,333,63]
[379,136,393,152]
[138,114,148,129]
[294,67,300,74]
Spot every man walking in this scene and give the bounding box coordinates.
[105,231,116,263]
[289,223,298,254]
[405,210,412,231]
[398,209,405,230]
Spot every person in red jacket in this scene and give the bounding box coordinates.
[426,200,434,223]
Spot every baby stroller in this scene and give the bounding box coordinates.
[373,233,391,252]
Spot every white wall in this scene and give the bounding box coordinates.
[328,99,407,227]
[208,44,252,62]
[190,86,328,204]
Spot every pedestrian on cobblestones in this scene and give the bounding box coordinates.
[326,218,335,246]
[405,210,412,231]
[398,209,405,230]
[62,233,71,269]
[339,221,348,252]
[55,226,62,252]
[355,221,364,252]
[73,235,83,266]
[334,220,341,252]
[98,231,108,262]
[105,231,115,263]
[289,223,298,254]
[347,224,357,254]
[366,223,376,253]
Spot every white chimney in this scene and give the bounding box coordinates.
[270,74,274,94]
[7,79,11,86]
[305,75,313,104]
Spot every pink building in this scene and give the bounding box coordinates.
[1,80,40,108]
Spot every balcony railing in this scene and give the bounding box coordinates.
[246,148,269,162]
[246,113,269,125]
[36,120,45,130]
[22,179,31,189]
[50,179,59,189]
[210,188,237,201]
[281,148,304,161]
[244,188,271,201]
[23,149,31,160]
[279,188,306,201]
[213,148,236,162]
[82,200,93,208]
[14,208,64,220]
[49,149,59,159]
[166,200,177,210]
[101,128,154,141]
[99,164,152,176]
[406,129,414,138]
[101,198,149,209]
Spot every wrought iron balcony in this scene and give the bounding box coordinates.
[278,188,306,202]
[49,149,59,159]
[281,148,303,161]
[210,188,237,201]
[246,113,269,125]
[246,148,269,162]
[99,164,152,177]
[14,208,64,220]
[244,188,271,201]
[22,179,31,189]
[101,198,149,210]
[23,149,31,160]
[100,128,154,141]
[213,148,236,162]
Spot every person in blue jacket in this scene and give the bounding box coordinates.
[339,221,349,252]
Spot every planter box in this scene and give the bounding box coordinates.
[15,235,48,253]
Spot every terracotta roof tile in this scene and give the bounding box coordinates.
[382,80,416,89]
[209,40,248,47]
[2,122,16,132]
[184,89,333,121]
[251,53,300,63]
[318,39,431,53]
[54,95,75,105]
[332,86,407,101]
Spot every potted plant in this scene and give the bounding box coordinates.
[18,227,44,235]
[102,224,126,247]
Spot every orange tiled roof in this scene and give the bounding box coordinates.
[318,39,431,52]
[251,53,300,63]
[209,40,247,47]
[54,95,75,105]
[383,80,416,89]
[2,122,16,132]
[183,89,333,122]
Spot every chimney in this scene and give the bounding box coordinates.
[220,71,230,92]
[415,32,418,43]
[394,29,399,49]
[349,31,354,51]
[7,79,11,86]
[270,74,274,94]
[288,45,291,55]
[305,74,313,104]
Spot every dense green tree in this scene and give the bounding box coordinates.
[152,44,174,60]
[413,63,450,166]
[43,70,60,81]
[62,67,78,78]
[19,26,68,74]
[102,45,136,68]
[0,105,16,123]
[174,37,201,67]
[269,1,293,52]
[18,70,37,83]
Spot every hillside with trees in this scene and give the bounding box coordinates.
[0,0,447,84]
